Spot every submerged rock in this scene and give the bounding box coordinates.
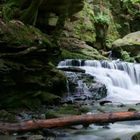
[65,72,107,102]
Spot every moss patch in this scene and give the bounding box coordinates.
[46,104,90,118]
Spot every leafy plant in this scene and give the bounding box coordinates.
[122,0,140,4]
[94,12,110,25]
[122,0,140,16]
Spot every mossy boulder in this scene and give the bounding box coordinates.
[0,19,67,109]
[112,31,140,55]
[135,54,140,63]
[59,37,107,60]
[112,31,140,62]
[131,132,140,140]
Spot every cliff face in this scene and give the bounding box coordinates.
[0,19,67,109]
[61,0,140,61]
[0,0,86,108]
[0,0,140,109]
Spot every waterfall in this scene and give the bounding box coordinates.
[58,59,140,104]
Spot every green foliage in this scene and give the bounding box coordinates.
[121,50,135,62]
[122,0,140,16]
[94,12,110,25]
[46,105,90,118]
[122,0,140,4]
[131,132,140,140]
[0,20,51,47]
[2,0,25,21]
[70,1,96,43]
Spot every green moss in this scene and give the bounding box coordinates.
[60,49,93,60]
[39,92,60,104]
[46,105,90,118]
[121,50,135,62]
[135,54,140,62]
[0,110,16,122]
[22,98,41,110]
[131,132,140,140]
[64,1,96,43]
[94,12,110,25]
[60,49,107,60]
[0,20,51,47]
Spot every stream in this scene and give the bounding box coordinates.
[1,59,140,140]
[57,59,140,140]
[58,59,140,104]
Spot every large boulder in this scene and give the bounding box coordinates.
[59,37,107,60]
[112,31,140,55]
[112,31,140,62]
[64,72,107,102]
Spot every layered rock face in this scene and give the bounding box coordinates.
[0,0,85,108]
[0,20,67,108]
[65,72,107,101]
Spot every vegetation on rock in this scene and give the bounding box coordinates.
[0,0,140,110]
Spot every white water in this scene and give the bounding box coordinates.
[58,59,140,104]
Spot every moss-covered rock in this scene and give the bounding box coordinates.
[63,1,96,44]
[112,31,140,55]
[135,54,140,63]
[112,31,140,62]
[131,132,140,140]
[0,19,67,109]
[60,0,140,52]
[59,38,107,60]
[0,110,16,122]
[46,104,90,118]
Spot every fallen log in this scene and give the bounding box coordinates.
[0,111,140,132]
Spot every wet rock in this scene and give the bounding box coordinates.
[27,135,44,140]
[99,100,112,106]
[113,138,121,140]
[16,136,28,140]
[65,72,107,102]
[128,108,137,112]
[58,67,85,73]
[43,129,68,137]
[89,83,107,100]
[131,132,140,140]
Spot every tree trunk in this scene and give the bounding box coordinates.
[0,111,140,132]
[20,0,43,25]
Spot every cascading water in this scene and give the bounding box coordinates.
[58,59,140,104]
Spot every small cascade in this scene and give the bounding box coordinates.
[58,59,140,104]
